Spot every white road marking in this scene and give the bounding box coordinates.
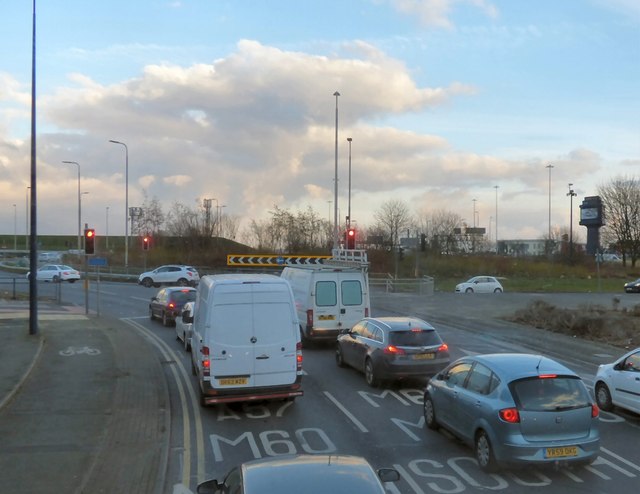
[323,391,368,433]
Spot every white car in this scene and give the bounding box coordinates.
[455,276,503,294]
[27,264,80,283]
[594,348,640,415]
[138,264,200,288]
[175,301,195,352]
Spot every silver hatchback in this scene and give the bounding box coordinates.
[423,354,599,471]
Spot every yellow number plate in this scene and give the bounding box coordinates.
[545,446,578,458]
[318,315,335,321]
[414,353,435,360]
[219,377,248,386]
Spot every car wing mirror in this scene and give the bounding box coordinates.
[150,297,158,302]
[196,479,222,494]
[378,468,400,483]
[184,315,193,323]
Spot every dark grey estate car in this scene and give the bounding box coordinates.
[336,316,450,387]
[423,353,600,472]
[149,287,197,327]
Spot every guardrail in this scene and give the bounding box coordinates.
[369,275,434,295]
[0,276,63,303]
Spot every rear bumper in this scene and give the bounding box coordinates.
[494,435,600,467]
[304,325,340,340]
[376,359,449,380]
[201,377,303,405]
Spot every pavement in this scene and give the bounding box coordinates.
[0,299,169,494]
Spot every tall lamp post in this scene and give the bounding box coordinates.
[567,183,577,258]
[106,206,110,249]
[545,164,554,247]
[62,160,81,253]
[333,91,340,249]
[25,186,30,249]
[494,185,499,253]
[13,204,17,250]
[109,140,129,268]
[347,137,352,228]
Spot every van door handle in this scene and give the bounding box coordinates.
[256,355,269,360]
[341,309,346,314]
[250,336,257,343]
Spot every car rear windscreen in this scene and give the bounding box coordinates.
[510,376,591,411]
[389,329,442,347]
[172,291,197,304]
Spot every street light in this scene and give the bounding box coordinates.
[62,160,81,253]
[109,140,129,268]
[25,186,30,249]
[472,199,478,227]
[333,91,340,249]
[494,185,499,253]
[218,204,227,237]
[567,183,577,258]
[347,137,352,228]
[106,206,110,249]
[13,203,17,250]
[545,164,554,244]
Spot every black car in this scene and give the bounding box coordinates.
[624,278,640,293]
[336,316,450,387]
[149,287,197,326]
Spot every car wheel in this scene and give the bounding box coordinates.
[475,430,498,473]
[494,288,502,293]
[52,275,60,283]
[364,358,379,387]
[142,277,153,288]
[68,279,76,284]
[595,382,614,411]
[162,311,171,327]
[336,345,346,367]
[177,278,189,286]
[423,394,439,430]
[149,307,155,320]
[465,287,473,293]
[191,357,197,376]
[185,336,191,353]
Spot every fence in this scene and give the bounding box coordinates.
[369,274,434,295]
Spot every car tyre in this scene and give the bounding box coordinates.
[465,287,473,293]
[184,334,191,352]
[364,358,379,387]
[475,430,498,473]
[52,275,60,283]
[336,345,346,367]
[149,307,155,320]
[493,288,502,293]
[595,382,614,411]
[68,279,76,284]
[162,311,171,327]
[423,394,439,430]
[177,278,189,286]
[142,277,154,288]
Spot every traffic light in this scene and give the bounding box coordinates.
[142,235,150,251]
[84,228,95,255]
[346,228,356,249]
[420,233,426,252]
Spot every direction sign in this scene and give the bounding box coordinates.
[88,257,108,267]
[227,254,332,267]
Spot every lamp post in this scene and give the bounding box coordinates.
[545,164,554,244]
[333,91,340,249]
[494,185,499,253]
[62,160,81,252]
[106,206,110,249]
[25,186,30,249]
[347,137,352,229]
[567,183,577,258]
[218,204,227,238]
[13,203,17,250]
[472,199,477,228]
[109,140,129,268]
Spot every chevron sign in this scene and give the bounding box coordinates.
[227,254,332,267]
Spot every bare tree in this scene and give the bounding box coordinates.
[136,192,165,237]
[374,200,412,248]
[598,176,640,266]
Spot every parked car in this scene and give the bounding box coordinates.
[624,278,640,293]
[138,265,200,288]
[149,287,197,327]
[455,276,503,294]
[423,353,599,472]
[175,301,195,351]
[594,347,640,415]
[336,316,450,387]
[196,454,400,494]
[26,264,80,283]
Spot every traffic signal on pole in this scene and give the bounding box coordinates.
[84,228,95,255]
[142,235,150,251]
[346,228,356,249]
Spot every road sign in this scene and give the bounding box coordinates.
[88,257,108,267]
[227,254,332,267]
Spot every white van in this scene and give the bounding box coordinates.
[281,250,370,344]
[190,274,303,406]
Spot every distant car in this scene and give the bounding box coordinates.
[138,265,200,288]
[455,276,503,294]
[624,278,640,293]
[594,347,640,415]
[149,287,197,327]
[195,454,400,494]
[175,301,195,351]
[336,316,450,387]
[26,264,80,283]
[38,251,61,263]
[423,353,599,472]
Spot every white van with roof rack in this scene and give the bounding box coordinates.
[190,274,303,406]
[281,249,371,345]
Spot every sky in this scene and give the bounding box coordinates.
[1,0,639,245]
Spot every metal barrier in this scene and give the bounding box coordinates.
[0,276,63,303]
[369,275,434,295]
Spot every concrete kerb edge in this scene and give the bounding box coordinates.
[0,334,45,411]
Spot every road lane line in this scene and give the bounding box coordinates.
[601,446,640,472]
[323,391,368,433]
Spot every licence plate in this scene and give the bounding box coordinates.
[318,315,335,321]
[413,353,435,360]
[219,377,248,386]
[545,446,578,458]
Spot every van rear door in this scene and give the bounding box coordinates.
[338,273,368,329]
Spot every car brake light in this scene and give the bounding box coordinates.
[591,403,599,418]
[438,343,449,352]
[306,309,313,327]
[538,374,557,379]
[384,345,405,355]
[202,346,210,376]
[296,342,303,371]
[499,407,520,423]
[365,307,369,317]
[168,302,175,309]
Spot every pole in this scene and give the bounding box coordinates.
[109,140,128,268]
[333,91,340,249]
[494,185,499,253]
[347,137,352,228]
[106,206,109,249]
[62,161,81,252]
[13,204,17,250]
[546,164,554,243]
[28,0,38,335]
[567,183,577,258]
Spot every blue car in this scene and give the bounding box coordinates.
[423,353,600,472]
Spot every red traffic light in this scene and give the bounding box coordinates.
[142,235,150,251]
[346,228,356,249]
[84,228,95,254]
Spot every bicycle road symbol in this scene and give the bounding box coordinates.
[59,346,101,356]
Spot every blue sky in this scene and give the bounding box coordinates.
[1,0,639,244]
